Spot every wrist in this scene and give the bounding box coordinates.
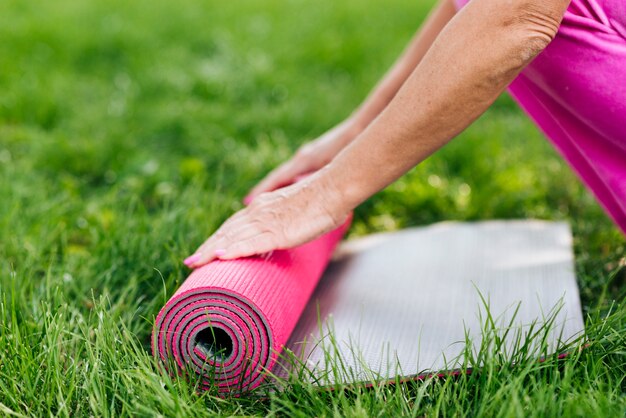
[313,162,367,213]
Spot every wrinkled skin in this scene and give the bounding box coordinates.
[243,120,361,205]
[184,170,350,267]
[185,0,570,268]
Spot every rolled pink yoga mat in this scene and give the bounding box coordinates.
[152,219,351,393]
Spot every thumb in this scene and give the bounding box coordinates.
[244,161,306,203]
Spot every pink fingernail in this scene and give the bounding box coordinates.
[184,254,200,266]
[243,195,252,205]
[214,249,227,257]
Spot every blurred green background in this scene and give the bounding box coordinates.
[1,0,624,415]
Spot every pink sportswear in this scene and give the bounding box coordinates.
[455,0,626,234]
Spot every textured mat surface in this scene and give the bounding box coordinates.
[152,220,350,393]
[274,221,584,386]
[153,220,584,393]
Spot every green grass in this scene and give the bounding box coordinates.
[1,0,625,416]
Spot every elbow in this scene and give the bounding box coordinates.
[519,18,559,60]
[514,29,555,68]
[504,1,566,67]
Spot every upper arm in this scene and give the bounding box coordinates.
[455,0,571,70]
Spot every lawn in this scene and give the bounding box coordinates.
[1,0,625,416]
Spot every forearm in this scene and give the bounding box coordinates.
[321,0,569,209]
[347,0,457,133]
[286,0,456,170]
[192,0,572,264]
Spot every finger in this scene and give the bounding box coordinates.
[187,229,234,267]
[217,232,277,260]
[184,210,251,267]
[208,209,250,242]
[201,221,264,259]
[246,161,305,201]
[188,221,266,268]
[247,169,292,200]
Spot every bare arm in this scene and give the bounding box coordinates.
[322,0,570,211]
[187,0,570,266]
[348,0,458,133]
[246,0,456,200]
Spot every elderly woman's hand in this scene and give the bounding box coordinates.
[243,120,361,203]
[184,172,351,268]
[183,0,571,269]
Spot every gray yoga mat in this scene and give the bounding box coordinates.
[273,220,585,385]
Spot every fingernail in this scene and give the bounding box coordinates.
[243,195,252,205]
[184,254,201,266]
[214,249,226,257]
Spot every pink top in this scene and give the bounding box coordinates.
[453,0,626,234]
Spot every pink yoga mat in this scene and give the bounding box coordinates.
[152,218,351,394]
[154,219,584,394]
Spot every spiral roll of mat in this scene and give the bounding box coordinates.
[152,220,350,394]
